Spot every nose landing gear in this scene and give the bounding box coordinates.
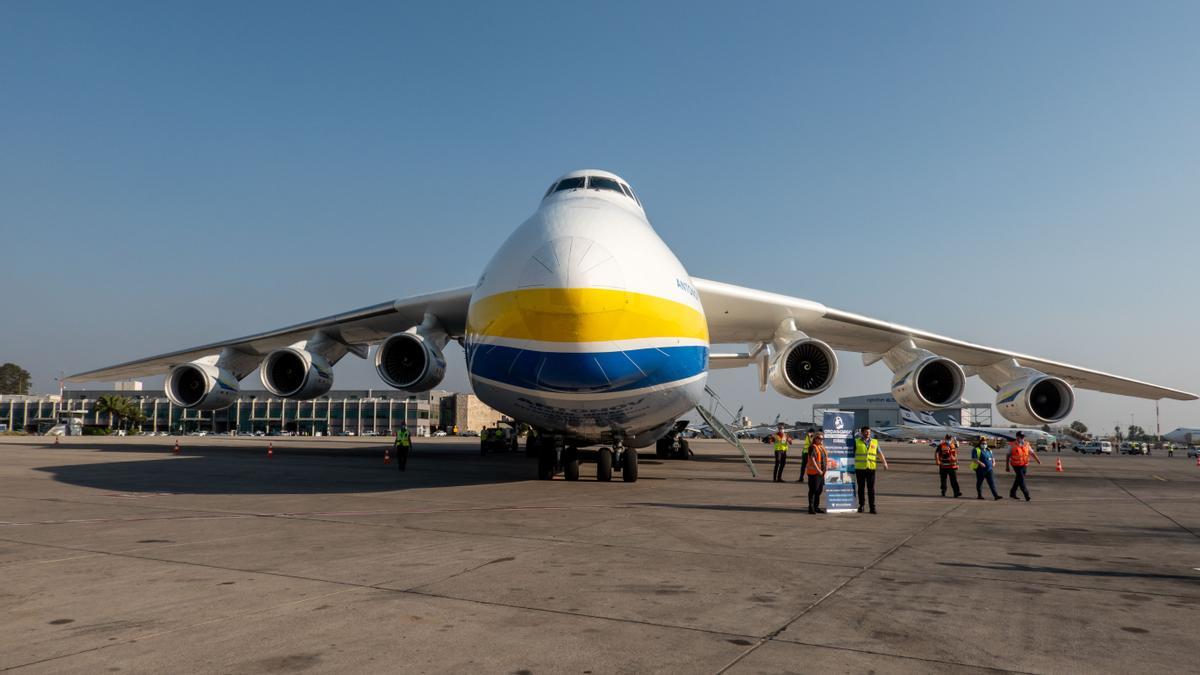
[532,434,639,483]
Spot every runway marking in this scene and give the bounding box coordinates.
[1152,475,1167,481]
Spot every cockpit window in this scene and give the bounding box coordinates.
[552,177,586,193]
[621,183,641,205]
[587,176,624,195]
[544,182,558,198]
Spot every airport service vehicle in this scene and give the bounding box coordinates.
[433,430,448,437]
[1188,447,1200,459]
[480,426,518,455]
[68,170,1196,482]
[1077,441,1113,455]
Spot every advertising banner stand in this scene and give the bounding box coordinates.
[822,411,857,513]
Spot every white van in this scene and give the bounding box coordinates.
[1076,441,1113,455]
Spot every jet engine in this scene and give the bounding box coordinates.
[889,352,965,411]
[376,331,446,392]
[165,362,239,410]
[995,374,1074,425]
[768,338,838,399]
[260,347,333,399]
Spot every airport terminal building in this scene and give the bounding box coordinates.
[810,392,992,428]
[0,389,504,437]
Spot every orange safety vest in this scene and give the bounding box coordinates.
[936,442,958,469]
[1009,440,1031,467]
[806,442,827,475]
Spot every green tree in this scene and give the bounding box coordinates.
[0,363,32,395]
[94,395,123,430]
[1069,420,1088,434]
[95,395,141,430]
[1128,425,1146,441]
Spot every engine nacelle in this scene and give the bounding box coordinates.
[376,331,446,392]
[165,363,239,410]
[260,347,333,399]
[890,354,965,411]
[996,374,1074,425]
[768,338,838,399]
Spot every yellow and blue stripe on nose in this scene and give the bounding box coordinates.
[465,288,708,395]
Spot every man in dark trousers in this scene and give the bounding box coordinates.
[971,436,1002,500]
[1006,431,1041,500]
[854,425,889,513]
[768,423,792,483]
[394,424,412,472]
[804,430,828,514]
[935,434,962,497]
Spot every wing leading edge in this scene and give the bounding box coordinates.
[693,277,1195,402]
[67,286,474,382]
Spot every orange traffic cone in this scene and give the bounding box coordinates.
[267,442,274,458]
[1195,455,1199,467]
[173,439,181,454]
[384,448,391,464]
[1055,458,1063,472]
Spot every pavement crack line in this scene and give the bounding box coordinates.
[0,534,762,670]
[771,638,1036,675]
[1086,466,1199,539]
[715,502,964,675]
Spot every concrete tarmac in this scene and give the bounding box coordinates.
[0,435,1197,674]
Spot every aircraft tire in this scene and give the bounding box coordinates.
[622,448,638,482]
[678,439,692,460]
[563,447,580,481]
[597,447,613,482]
[655,439,670,459]
[537,445,556,480]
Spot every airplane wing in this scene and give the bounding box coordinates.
[693,277,1196,401]
[67,286,474,382]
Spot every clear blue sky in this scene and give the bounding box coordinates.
[2,1,1198,433]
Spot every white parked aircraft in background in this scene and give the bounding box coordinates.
[1163,427,1200,445]
[875,408,1057,445]
[69,169,1196,482]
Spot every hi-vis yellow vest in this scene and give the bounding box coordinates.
[854,437,879,470]
[774,435,790,453]
[395,429,411,447]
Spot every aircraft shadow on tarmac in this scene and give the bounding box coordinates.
[938,561,1200,583]
[35,444,537,495]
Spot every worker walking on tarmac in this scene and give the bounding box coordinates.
[936,434,962,497]
[1005,431,1041,501]
[971,436,1002,500]
[394,424,412,472]
[768,423,792,482]
[855,425,889,514]
[805,430,828,514]
[796,427,815,483]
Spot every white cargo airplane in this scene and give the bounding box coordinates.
[69,170,1196,482]
[874,408,1056,445]
[1163,428,1200,445]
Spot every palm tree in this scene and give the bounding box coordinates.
[95,395,124,430]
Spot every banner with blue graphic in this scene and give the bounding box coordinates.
[822,411,857,512]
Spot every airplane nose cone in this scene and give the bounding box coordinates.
[519,236,625,296]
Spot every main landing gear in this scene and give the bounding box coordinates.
[532,434,639,483]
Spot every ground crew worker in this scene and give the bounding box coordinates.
[854,425,888,513]
[394,424,412,472]
[796,427,815,483]
[805,430,828,514]
[1168,443,1174,457]
[971,436,1002,500]
[768,423,792,482]
[935,434,962,497]
[1005,431,1041,501]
